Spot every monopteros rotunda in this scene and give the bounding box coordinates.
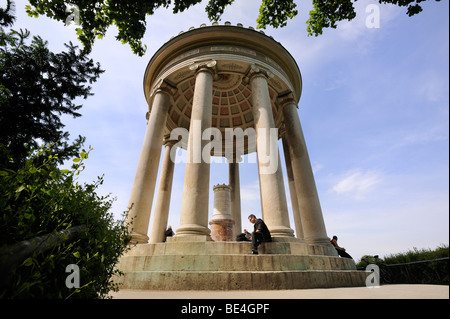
[117,23,367,290]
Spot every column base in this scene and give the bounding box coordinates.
[304,236,338,256]
[129,232,149,245]
[175,224,211,238]
[271,236,305,243]
[304,235,331,245]
[268,226,295,238]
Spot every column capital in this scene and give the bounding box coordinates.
[277,91,298,109]
[248,64,274,82]
[278,123,287,138]
[150,78,177,98]
[278,92,299,138]
[189,59,217,76]
[163,134,179,147]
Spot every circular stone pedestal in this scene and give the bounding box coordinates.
[209,219,235,241]
[115,238,368,290]
[210,184,235,241]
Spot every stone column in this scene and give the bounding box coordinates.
[176,61,216,238]
[282,136,305,240]
[209,184,235,241]
[126,87,171,244]
[282,100,329,245]
[229,157,242,236]
[149,136,177,243]
[250,65,294,238]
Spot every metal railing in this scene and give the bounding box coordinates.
[358,255,449,285]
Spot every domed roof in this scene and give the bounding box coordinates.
[143,23,302,154]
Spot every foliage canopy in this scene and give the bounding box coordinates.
[0,146,132,298]
[1,4,130,298]
[0,25,103,169]
[21,0,441,56]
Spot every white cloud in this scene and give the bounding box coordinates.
[240,181,261,202]
[337,1,402,39]
[393,126,448,149]
[312,163,324,174]
[416,70,449,102]
[324,187,449,261]
[332,169,382,200]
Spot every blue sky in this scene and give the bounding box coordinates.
[10,0,449,261]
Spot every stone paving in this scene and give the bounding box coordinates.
[110,284,449,299]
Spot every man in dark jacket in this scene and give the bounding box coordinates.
[248,214,272,255]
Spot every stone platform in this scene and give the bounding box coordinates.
[115,237,368,290]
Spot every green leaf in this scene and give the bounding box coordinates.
[29,167,38,174]
[73,158,81,163]
[16,185,26,194]
[22,257,34,267]
[73,251,81,258]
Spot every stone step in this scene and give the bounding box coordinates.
[126,240,337,257]
[116,270,368,290]
[115,241,365,291]
[118,254,356,272]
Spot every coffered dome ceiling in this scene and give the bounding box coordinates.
[167,62,280,133]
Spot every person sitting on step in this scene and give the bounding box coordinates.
[248,214,272,255]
